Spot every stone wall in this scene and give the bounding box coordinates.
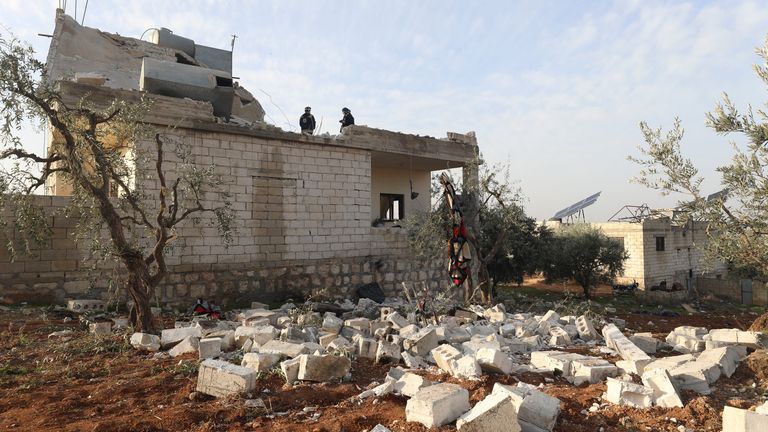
[0,127,452,306]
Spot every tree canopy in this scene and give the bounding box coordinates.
[0,35,234,332]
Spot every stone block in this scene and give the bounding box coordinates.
[199,337,222,359]
[530,351,586,376]
[130,332,160,352]
[450,356,482,379]
[669,360,721,394]
[571,358,618,385]
[697,346,742,378]
[344,317,371,334]
[401,351,427,368]
[604,378,653,408]
[641,368,683,408]
[234,325,278,347]
[67,299,105,313]
[169,336,200,357]
[357,337,378,359]
[540,310,560,323]
[431,344,462,374]
[280,357,300,384]
[398,324,419,338]
[666,332,705,353]
[456,391,521,432]
[548,326,571,346]
[722,406,768,432]
[206,330,235,351]
[160,326,202,349]
[321,313,343,333]
[242,352,281,372]
[493,382,560,432]
[375,340,401,364]
[196,359,258,398]
[386,311,409,329]
[405,383,470,428]
[643,354,695,373]
[404,328,439,356]
[394,372,433,397]
[259,340,309,358]
[319,332,337,348]
[297,354,351,382]
[629,333,658,354]
[327,336,353,353]
[476,348,513,374]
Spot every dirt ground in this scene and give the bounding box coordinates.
[1,295,767,431]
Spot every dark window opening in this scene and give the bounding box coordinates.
[174,52,197,65]
[380,194,404,221]
[656,236,665,252]
[216,76,233,87]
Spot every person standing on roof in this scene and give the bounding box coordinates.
[300,106,316,135]
[339,107,354,132]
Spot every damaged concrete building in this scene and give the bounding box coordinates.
[0,11,478,306]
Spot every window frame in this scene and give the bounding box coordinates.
[655,236,665,252]
[379,193,405,221]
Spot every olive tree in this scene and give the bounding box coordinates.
[542,224,628,299]
[630,35,768,329]
[0,36,234,332]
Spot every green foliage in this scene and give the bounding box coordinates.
[630,35,768,278]
[542,224,628,298]
[170,360,199,378]
[0,34,236,331]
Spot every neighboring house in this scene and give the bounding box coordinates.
[548,212,728,292]
[0,11,478,307]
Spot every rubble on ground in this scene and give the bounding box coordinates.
[68,295,764,431]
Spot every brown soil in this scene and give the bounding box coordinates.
[1,308,767,432]
[749,311,768,332]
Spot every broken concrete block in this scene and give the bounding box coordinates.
[130,332,160,352]
[604,377,653,408]
[401,351,427,368]
[403,328,439,356]
[530,351,585,376]
[450,355,482,379]
[462,337,501,356]
[456,391,521,432]
[398,324,419,338]
[344,317,371,334]
[169,335,200,357]
[666,332,705,353]
[455,309,478,321]
[641,368,683,408]
[493,382,560,432]
[370,425,392,432]
[643,354,696,373]
[161,326,202,349]
[722,406,768,432]
[669,360,721,394]
[321,314,343,333]
[297,354,351,382]
[548,326,571,346]
[242,352,281,372]
[234,325,278,347]
[394,372,433,397]
[571,358,619,385]
[431,344,462,374]
[67,299,105,313]
[242,310,282,326]
[540,310,560,323]
[602,324,652,373]
[196,359,258,398]
[206,330,235,351]
[318,332,337,348]
[484,306,507,324]
[357,337,378,359]
[375,340,401,364]
[736,331,768,348]
[476,348,512,374]
[89,322,112,335]
[199,337,222,359]
[697,346,742,378]
[259,340,309,358]
[386,311,409,329]
[327,336,353,353]
[629,332,658,354]
[280,357,300,384]
[708,328,740,344]
[405,383,471,428]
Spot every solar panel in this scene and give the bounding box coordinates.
[552,192,601,220]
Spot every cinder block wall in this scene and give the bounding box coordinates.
[0,128,448,306]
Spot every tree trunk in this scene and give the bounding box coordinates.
[125,263,156,333]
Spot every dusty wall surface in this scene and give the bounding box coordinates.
[598,222,646,285]
[370,166,430,222]
[1,127,451,306]
[696,277,767,306]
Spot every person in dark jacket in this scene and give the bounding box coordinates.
[339,107,354,132]
[300,106,316,134]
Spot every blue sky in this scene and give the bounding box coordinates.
[2,0,768,221]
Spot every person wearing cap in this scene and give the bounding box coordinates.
[339,107,354,132]
[300,106,316,135]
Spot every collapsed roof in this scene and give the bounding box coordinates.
[45,10,265,122]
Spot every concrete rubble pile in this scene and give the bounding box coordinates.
[116,298,767,430]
